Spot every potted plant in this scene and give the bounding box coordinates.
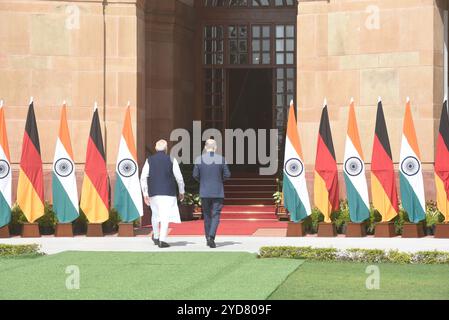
[9,203,27,235]
[192,194,202,219]
[179,192,195,221]
[425,201,443,235]
[334,200,350,234]
[273,178,288,220]
[37,202,57,235]
[102,208,121,234]
[73,210,88,235]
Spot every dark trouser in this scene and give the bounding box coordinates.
[201,198,224,240]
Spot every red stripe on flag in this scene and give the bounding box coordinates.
[85,137,109,208]
[19,132,44,202]
[315,135,339,211]
[435,133,449,202]
[371,135,399,211]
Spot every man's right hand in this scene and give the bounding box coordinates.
[144,196,150,206]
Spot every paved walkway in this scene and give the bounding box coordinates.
[1,235,449,255]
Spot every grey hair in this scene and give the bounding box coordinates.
[155,139,168,152]
[204,139,217,152]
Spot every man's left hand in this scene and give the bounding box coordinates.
[178,193,185,202]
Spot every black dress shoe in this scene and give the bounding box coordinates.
[151,235,159,246]
[158,241,170,248]
[208,239,216,248]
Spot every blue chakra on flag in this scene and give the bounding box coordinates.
[118,158,137,178]
[285,158,303,177]
[344,157,363,177]
[54,158,74,177]
[0,160,10,179]
[401,156,420,176]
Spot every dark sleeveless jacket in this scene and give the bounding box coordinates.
[147,151,177,197]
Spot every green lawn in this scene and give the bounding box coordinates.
[269,261,449,300]
[1,252,448,300]
[0,252,301,300]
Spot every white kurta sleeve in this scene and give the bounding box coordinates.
[140,159,150,197]
[172,158,185,194]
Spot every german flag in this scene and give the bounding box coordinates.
[314,101,339,223]
[80,104,109,223]
[371,99,399,222]
[17,100,44,223]
[435,100,449,222]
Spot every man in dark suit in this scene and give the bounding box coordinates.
[193,139,231,248]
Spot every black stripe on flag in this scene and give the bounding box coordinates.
[89,108,106,161]
[25,102,41,155]
[374,101,392,159]
[318,105,336,160]
[438,100,449,150]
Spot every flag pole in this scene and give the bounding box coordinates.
[29,96,34,105]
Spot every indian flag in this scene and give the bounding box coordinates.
[113,103,143,222]
[399,98,426,223]
[0,100,11,228]
[52,102,79,223]
[343,98,370,223]
[282,100,311,222]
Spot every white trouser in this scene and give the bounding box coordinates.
[152,215,169,242]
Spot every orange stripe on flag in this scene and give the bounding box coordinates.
[17,169,44,223]
[58,104,74,159]
[347,101,364,160]
[314,171,332,223]
[122,106,137,160]
[0,105,10,161]
[371,173,398,222]
[435,174,449,222]
[287,101,303,158]
[80,174,109,223]
[403,100,421,159]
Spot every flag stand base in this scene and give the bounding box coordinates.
[87,223,103,237]
[0,225,10,238]
[345,222,367,237]
[55,223,74,237]
[118,223,135,237]
[434,223,449,238]
[374,222,396,237]
[22,223,41,238]
[402,222,425,238]
[317,222,337,237]
[286,221,307,237]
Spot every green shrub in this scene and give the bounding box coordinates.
[334,200,351,233]
[0,244,43,257]
[73,209,88,235]
[103,208,121,234]
[344,248,387,263]
[387,250,412,264]
[309,208,324,233]
[259,246,449,264]
[36,202,58,234]
[9,203,27,235]
[366,205,382,235]
[412,251,449,264]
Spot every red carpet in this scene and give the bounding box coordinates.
[168,219,287,236]
[144,205,287,236]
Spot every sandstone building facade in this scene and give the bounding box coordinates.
[0,0,448,202]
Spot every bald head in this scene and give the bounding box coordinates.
[155,139,168,152]
[204,139,217,152]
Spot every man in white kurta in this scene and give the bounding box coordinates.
[140,140,184,248]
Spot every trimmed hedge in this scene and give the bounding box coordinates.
[259,246,449,264]
[0,244,43,257]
